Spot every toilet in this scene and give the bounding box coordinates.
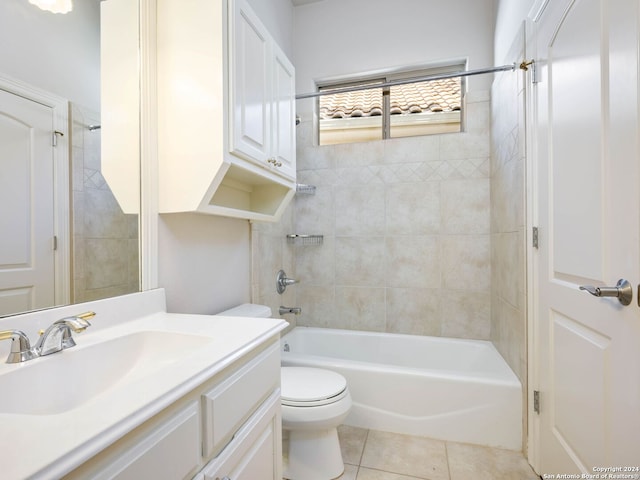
[217,304,352,480]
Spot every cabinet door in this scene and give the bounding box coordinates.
[271,42,296,181]
[203,391,282,480]
[229,0,270,166]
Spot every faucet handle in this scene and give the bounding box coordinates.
[0,330,37,363]
[276,270,299,294]
[55,311,95,331]
[36,311,95,356]
[69,311,95,329]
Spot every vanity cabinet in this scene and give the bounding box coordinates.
[157,0,296,221]
[64,341,282,480]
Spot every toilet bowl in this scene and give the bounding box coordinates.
[216,304,352,480]
[281,366,352,480]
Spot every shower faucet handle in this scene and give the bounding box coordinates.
[276,269,298,294]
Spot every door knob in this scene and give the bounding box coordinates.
[579,278,633,306]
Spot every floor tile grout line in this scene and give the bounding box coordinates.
[358,428,370,467]
[354,465,429,480]
[444,440,452,480]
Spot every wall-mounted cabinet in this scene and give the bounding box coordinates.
[157,0,295,222]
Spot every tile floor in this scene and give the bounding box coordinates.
[335,426,540,480]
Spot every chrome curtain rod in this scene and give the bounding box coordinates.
[295,63,517,100]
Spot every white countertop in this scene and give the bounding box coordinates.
[0,291,287,480]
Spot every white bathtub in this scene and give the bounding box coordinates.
[280,327,522,450]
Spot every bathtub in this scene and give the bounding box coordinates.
[280,327,522,450]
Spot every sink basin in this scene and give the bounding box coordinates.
[0,331,212,415]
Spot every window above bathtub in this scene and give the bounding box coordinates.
[317,62,465,146]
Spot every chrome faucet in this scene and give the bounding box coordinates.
[279,306,301,316]
[35,311,95,357]
[0,330,37,363]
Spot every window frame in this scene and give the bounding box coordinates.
[316,62,466,145]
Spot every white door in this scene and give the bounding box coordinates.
[533,0,640,473]
[0,88,56,315]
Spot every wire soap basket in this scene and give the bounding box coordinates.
[295,183,316,195]
[286,234,324,246]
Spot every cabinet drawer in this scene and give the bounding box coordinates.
[202,390,281,480]
[91,401,201,480]
[202,343,280,458]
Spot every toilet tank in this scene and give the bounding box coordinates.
[216,303,272,318]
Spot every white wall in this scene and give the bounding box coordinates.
[158,214,251,314]
[247,0,294,59]
[0,0,100,111]
[293,0,496,116]
[494,0,536,63]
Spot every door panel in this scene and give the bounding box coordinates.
[553,311,609,467]
[550,0,603,281]
[0,88,55,315]
[534,0,640,473]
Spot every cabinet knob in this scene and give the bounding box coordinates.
[275,161,282,167]
[267,158,276,165]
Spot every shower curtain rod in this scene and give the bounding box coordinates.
[295,63,517,100]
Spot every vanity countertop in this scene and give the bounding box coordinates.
[0,291,287,480]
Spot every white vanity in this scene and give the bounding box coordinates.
[0,289,287,480]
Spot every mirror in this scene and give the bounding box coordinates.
[0,0,140,317]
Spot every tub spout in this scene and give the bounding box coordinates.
[279,306,301,316]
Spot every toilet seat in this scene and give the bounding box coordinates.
[281,367,348,407]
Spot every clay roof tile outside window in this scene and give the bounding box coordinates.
[320,77,461,120]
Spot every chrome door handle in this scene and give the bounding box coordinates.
[579,278,633,306]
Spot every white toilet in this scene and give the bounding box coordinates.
[217,304,352,480]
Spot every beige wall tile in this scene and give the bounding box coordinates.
[464,100,491,134]
[336,287,386,332]
[441,234,491,293]
[490,43,527,399]
[336,237,386,287]
[336,184,386,236]
[440,290,491,339]
[441,178,490,234]
[383,134,441,164]
[85,238,129,289]
[441,131,490,160]
[385,182,440,235]
[385,236,441,289]
[296,284,337,328]
[295,235,335,285]
[386,288,441,336]
[295,185,335,234]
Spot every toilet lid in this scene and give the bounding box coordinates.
[281,367,347,405]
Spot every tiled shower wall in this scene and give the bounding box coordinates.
[490,29,528,440]
[250,205,296,326]
[71,104,139,303]
[287,91,492,338]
